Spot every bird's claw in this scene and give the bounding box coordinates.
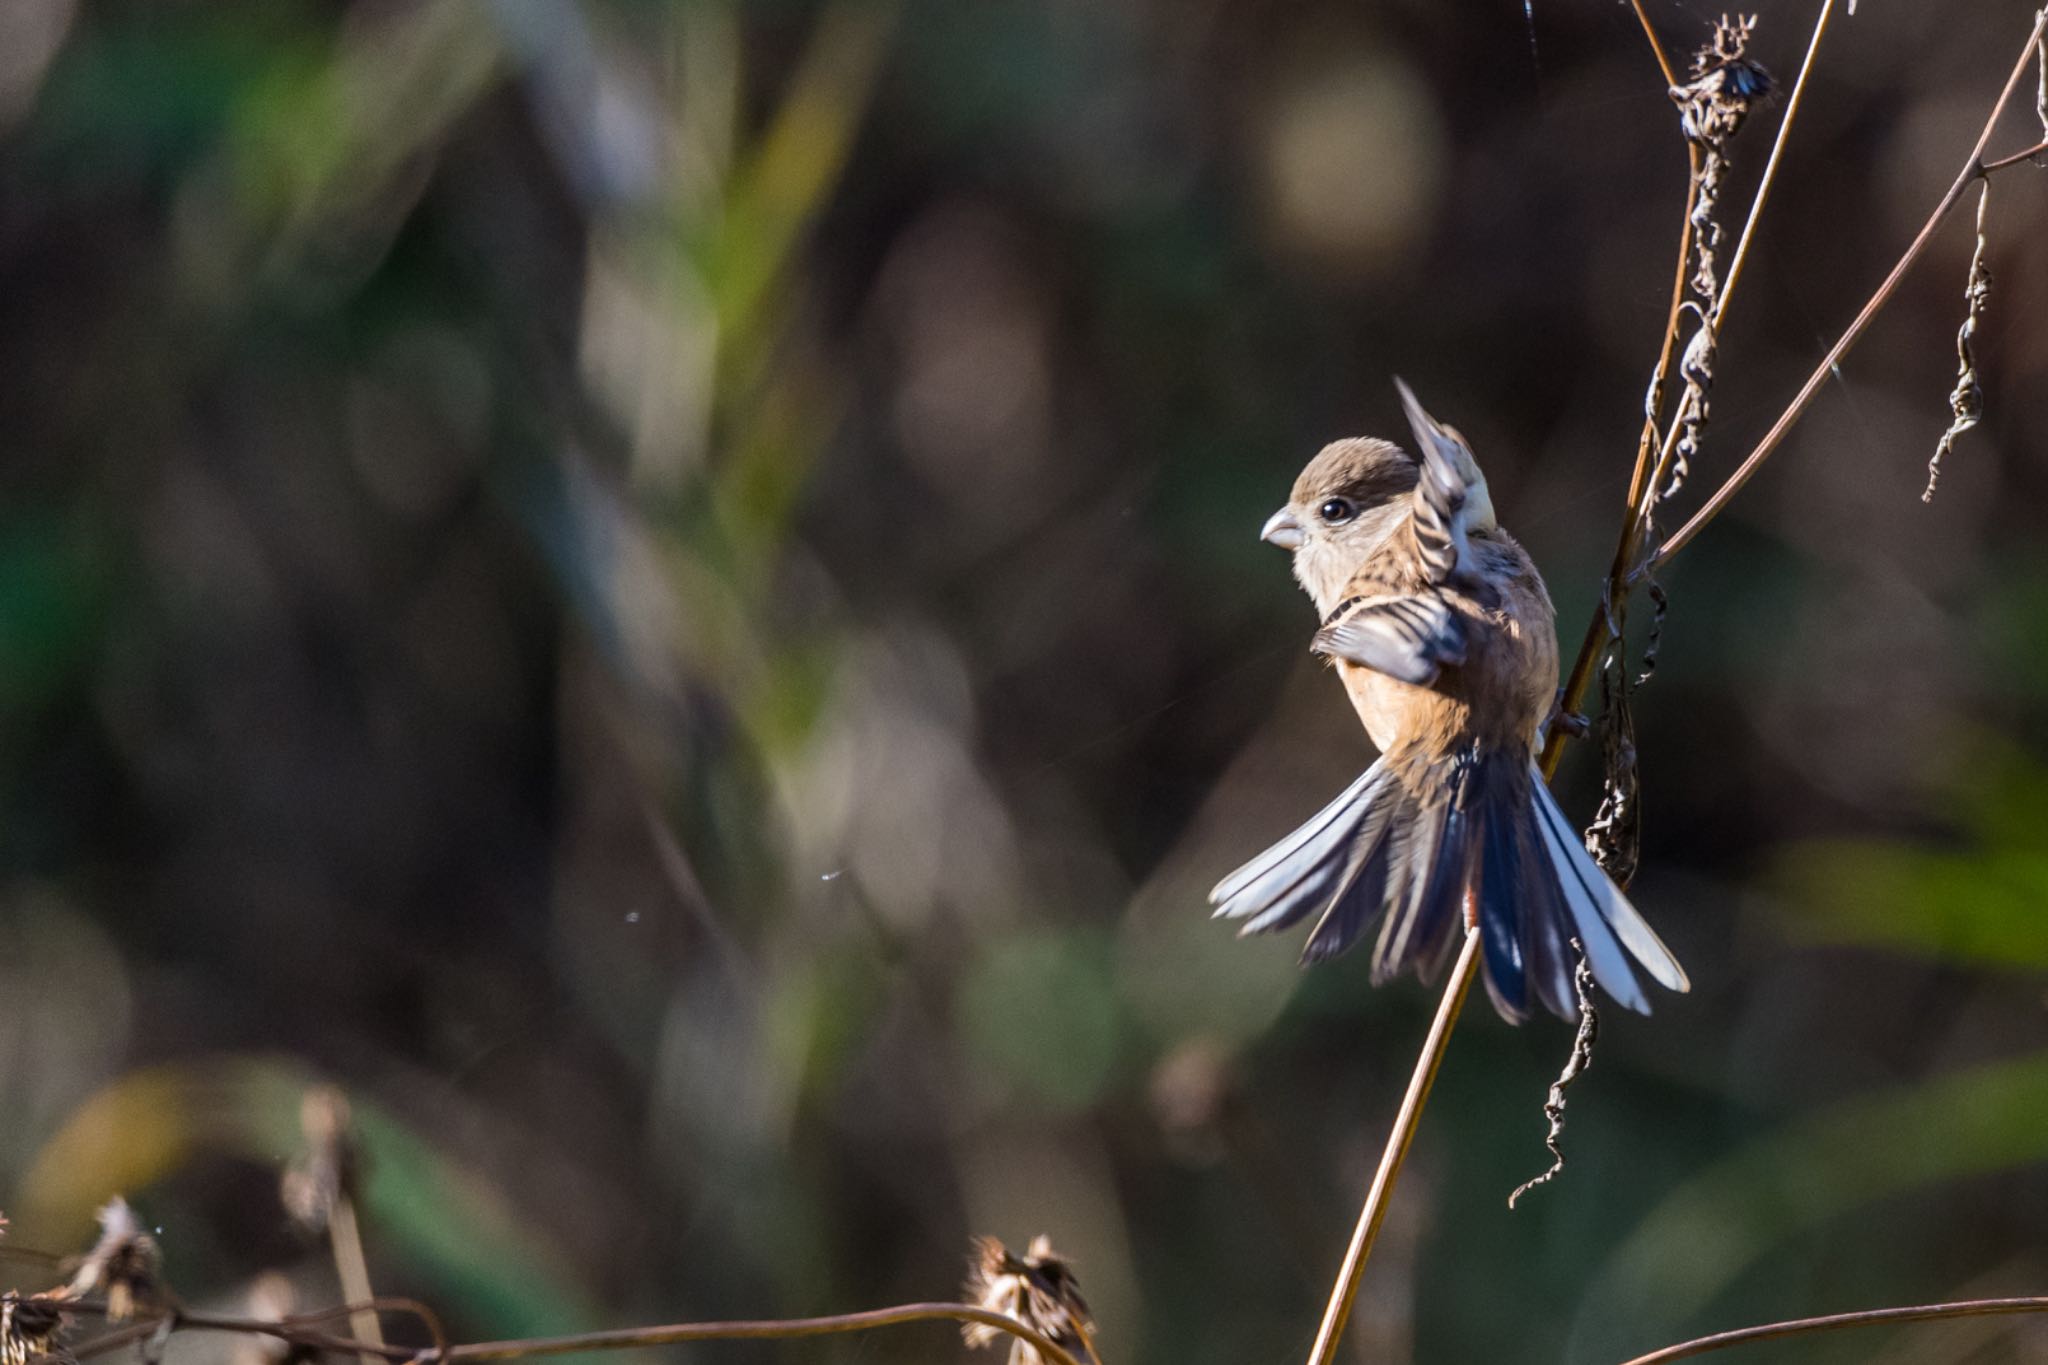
[1546,696,1591,740]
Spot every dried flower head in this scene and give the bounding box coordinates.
[961,1235,1095,1365]
[1672,14,1773,145]
[281,1086,358,1234]
[65,1197,161,1321]
[1,1292,68,1365]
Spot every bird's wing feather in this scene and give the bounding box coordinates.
[1394,377,1494,586]
[1313,593,1466,686]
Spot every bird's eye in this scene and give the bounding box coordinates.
[1318,498,1357,525]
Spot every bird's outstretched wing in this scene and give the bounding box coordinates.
[1313,593,1466,686]
[1394,377,1495,588]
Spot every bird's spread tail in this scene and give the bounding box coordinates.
[1208,753,1688,1021]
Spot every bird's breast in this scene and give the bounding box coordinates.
[1340,663,1438,754]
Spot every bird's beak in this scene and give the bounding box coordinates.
[1260,508,1304,550]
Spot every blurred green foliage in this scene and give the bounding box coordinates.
[1776,743,2048,969]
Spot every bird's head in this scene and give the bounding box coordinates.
[1261,437,1419,617]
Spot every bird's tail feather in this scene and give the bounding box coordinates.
[1209,754,1688,1021]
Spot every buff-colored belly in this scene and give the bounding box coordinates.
[1338,657,1544,756]
[1342,663,1422,754]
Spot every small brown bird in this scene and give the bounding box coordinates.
[1210,381,1687,1021]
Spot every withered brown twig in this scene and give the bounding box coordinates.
[1620,1295,2048,1364]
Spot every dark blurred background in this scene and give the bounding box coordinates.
[3,1,2048,1361]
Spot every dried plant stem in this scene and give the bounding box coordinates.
[1641,0,1836,515]
[440,1304,1084,1365]
[49,1302,1081,1365]
[62,1311,405,1364]
[1618,0,1695,516]
[1628,166,1701,513]
[1626,0,1681,88]
[328,1196,386,1365]
[1982,137,2048,170]
[1711,0,1837,330]
[1306,679,1598,1365]
[1651,5,2048,569]
[1303,927,1483,1365]
[1620,1296,2048,1364]
[1314,563,1627,1342]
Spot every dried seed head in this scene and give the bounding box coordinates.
[2,1293,69,1365]
[1671,14,1773,146]
[65,1197,161,1321]
[962,1235,1095,1365]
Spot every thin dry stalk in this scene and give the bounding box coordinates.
[283,1088,383,1365]
[1621,0,1699,507]
[53,1309,400,1365]
[326,1201,383,1364]
[1302,926,1482,1365]
[43,1303,1081,1365]
[1648,4,1832,510]
[1627,0,1682,87]
[438,1305,1085,1365]
[1712,0,1838,329]
[1620,1296,2048,1364]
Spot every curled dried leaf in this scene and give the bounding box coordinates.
[1924,180,1993,504]
[1584,643,1642,890]
[1508,943,1600,1208]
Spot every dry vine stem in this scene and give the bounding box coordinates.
[38,1301,1083,1365]
[1616,1295,2048,1364]
[1306,6,2048,1365]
